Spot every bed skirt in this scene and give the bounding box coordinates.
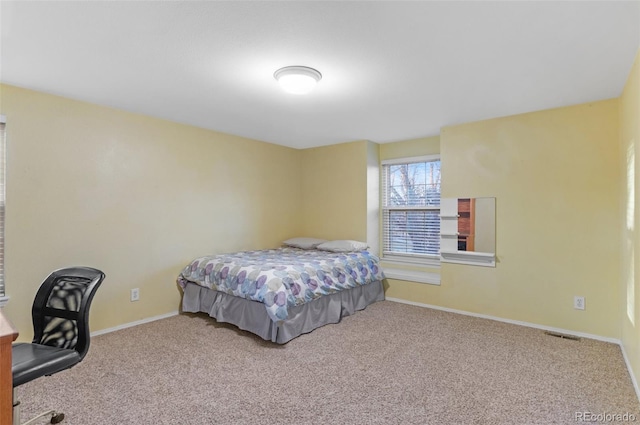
[181,280,385,344]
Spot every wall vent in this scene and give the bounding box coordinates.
[544,331,581,341]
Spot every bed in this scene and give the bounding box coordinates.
[177,244,385,344]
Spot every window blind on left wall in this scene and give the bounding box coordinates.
[0,121,5,301]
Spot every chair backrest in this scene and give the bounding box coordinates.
[31,267,105,361]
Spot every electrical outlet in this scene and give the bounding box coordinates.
[130,288,140,302]
[574,296,585,310]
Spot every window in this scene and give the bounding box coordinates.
[382,155,441,265]
[0,120,5,305]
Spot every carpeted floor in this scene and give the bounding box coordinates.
[14,300,640,425]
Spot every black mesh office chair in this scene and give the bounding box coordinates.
[12,267,105,425]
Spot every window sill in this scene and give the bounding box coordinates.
[381,255,440,268]
[382,267,441,285]
[440,250,496,267]
[0,295,8,307]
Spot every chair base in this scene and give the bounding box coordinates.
[13,394,66,425]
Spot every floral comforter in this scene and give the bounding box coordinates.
[177,247,385,322]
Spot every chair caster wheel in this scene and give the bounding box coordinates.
[51,413,65,424]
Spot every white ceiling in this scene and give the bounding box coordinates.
[1,1,639,149]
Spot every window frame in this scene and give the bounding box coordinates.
[0,118,6,306]
[381,154,441,268]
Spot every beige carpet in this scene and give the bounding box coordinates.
[14,301,640,424]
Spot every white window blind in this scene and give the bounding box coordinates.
[382,155,441,261]
[0,122,5,300]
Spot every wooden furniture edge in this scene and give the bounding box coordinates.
[0,310,18,425]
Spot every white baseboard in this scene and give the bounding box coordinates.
[385,297,620,343]
[91,310,179,337]
[385,297,640,403]
[620,343,640,403]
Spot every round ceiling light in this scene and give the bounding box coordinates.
[274,66,322,95]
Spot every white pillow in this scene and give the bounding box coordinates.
[282,237,328,250]
[316,240,369,252]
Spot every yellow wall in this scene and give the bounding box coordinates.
[299,140,370,242]
[0,84,302,340]
[435,100,620,338]
[620,50,640,391]
[379,135,440,161]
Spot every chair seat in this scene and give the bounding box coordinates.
[12,342,80,387]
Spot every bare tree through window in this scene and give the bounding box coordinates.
[383,158,441,259]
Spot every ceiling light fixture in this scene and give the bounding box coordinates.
[274,66,322,95]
